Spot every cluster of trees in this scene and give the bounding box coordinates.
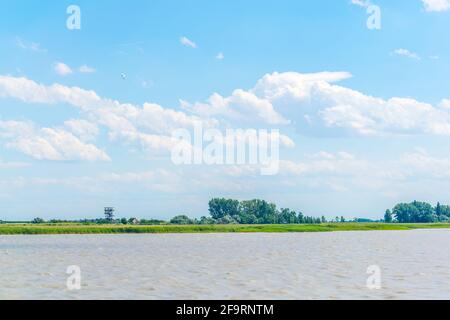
[384,201,450,223]
[170,198,327,225]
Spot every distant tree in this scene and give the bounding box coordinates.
[438,205,450,219]
[436,202,442,217]
[297,212,305,224]
[208,198,240,220]
[120,218,128,225]
[240,199,277,224]
[384,209,393,223]
[321,216,327,223]
[199,216,216,225]
[279,208,297,224]
[170,215,194,225]
[392,201,436,223]
[340,216,346,223]
[205,197,323,226]
[217,215,239,224]
[32,217,45,224]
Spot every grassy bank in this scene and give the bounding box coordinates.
[0,222,449,235]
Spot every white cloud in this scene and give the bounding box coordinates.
[64,119,99,141]
[0,121,110,161]
[180,36,197,48]
[184,72,352,127]
[3,71,450,159]
[0,75,217,155]
[54,62,73,76]
[422,0,450,12]
[182,90,290,125]
[79,65,96,74]
[393,48,421,60]
[183,71,450,137]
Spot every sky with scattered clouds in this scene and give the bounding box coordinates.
[1,0,450,220]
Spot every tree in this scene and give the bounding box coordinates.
[240,199,277,224]
[297,212,305,224]
[204,197,321,225]
[321,216,327,223]
[436,202,442,217]
[199,216,216,225]
[217,215,239,224]
[170,215,194,225]
[32,217,45,224]
[340,216,346,223]
[208,198,240,220]
[384,209,393,223]
[412,201,435,223]
[279,208,298,224]
[438,205,450,219]
[392,201,436,223]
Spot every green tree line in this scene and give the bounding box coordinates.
[384,201,450,223]
[171,198,327,225]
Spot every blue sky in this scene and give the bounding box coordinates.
[1,0,450,221]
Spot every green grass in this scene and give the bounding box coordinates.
[0,222,449,235]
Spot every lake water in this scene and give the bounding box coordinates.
[1,230,449,300]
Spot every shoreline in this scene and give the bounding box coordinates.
[1,223,450,235]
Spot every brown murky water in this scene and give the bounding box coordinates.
[1,229,449,299]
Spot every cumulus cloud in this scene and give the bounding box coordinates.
[54,62,73,76]
[0,75,217,155]
[181,90,290,125]
[184,71,450,137]
[182,72,353,127]
[0,121,110,161]
[2,71,450,160]
[422,0,450,12]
